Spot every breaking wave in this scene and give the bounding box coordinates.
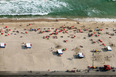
[0,0,68,15]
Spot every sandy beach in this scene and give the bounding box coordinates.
[0,18,116,72]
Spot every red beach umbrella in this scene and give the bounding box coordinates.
[102,43,105,46]
[49,34,51,36]
[25,31,28,34]
[1,33,3,35]
[62,26,65,28]
[9,29,11,31]
[8,34,10,36]
[74,35,76,37]
[59,30,62,32]
[4,43,6,46]
[88,66,91,68]
[55,29,57,32]
[5,26,8,28]
[30,44,32,46]
[40,31,43,33]
[65,48,67,50]
[79,29,81,32]
[71,26,74,28]
[66,40,68,42]
[65,31,67,33]
[47,30,51,32]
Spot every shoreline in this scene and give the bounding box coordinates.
[0,18,116,23]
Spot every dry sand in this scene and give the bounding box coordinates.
[0,19,116,72]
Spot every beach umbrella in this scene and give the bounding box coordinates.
[4,43,6,46]
[65,31,67,33]
[40,31,43,33]
[102,43,105,46]
[79,29,81,32]
[59,30,62,32]
[59,54,61,56]
[9,29,11,31]
[46,30,51,32]
[71,26,74,28]
[5,26,8,28]
[92,66,96,69]
[62,26,65,28]
[49,34,51,36]
[55,29,57,32]
[98,39,102,42]
[1,30,3,32]
[25,31,28,34]
[66,40,68,42]
[88,66,91,68]
[1,33,3,35]
[46,36,48,38]
[8,34,10,36]
[30,44,32,46]
[65,48,67,50]
[29,24,31,25]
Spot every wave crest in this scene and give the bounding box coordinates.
[0,0,68,15]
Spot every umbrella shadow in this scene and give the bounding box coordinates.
[21,45,26,49]
[73,55,78,59]
[52,51,57,55]
[102,48,107,52]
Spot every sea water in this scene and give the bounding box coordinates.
[0,0,116,18]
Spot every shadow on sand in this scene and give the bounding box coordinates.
[21,45,26,49]
[102,48,107,52]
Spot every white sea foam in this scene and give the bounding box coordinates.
[4,17,116,22]
[74,18,116,22]
[0,0,68,15]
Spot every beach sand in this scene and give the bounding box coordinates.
[0,19,116,72]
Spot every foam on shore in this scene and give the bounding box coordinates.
[73,18,116,22]
[0,17,116,22]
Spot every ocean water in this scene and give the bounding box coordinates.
[0,0,116,18]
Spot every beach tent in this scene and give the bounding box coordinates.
[57,49,63,55]
[25,43,32,48]
[78,53,84,58]
[106,46,112,51]
[0,43,6,48]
